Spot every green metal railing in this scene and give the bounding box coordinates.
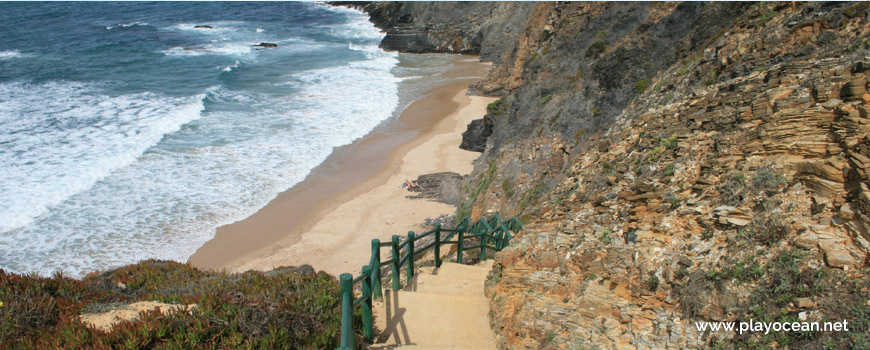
[336,214,523,350]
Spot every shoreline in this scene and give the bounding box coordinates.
[188,58,493,276]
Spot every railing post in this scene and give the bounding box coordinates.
[391,235,400,291]
[434,223,442,268]
[406,231,415,283]
[371,239,382,301]
[480,227,488,262]
[339,273,354,350]
[457,225,465,264]
[361,265,373,343]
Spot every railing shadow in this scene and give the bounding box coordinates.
[376,290,413,346]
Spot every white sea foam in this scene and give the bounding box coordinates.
[0,50,31,60]
[161,42,254,57]
[165,21,246,34]
[0,81,204,234]
[106,22,149,30]
[0,4,400,277]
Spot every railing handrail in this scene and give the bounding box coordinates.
[336,214,523,349]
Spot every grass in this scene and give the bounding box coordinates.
[0,260,352,349]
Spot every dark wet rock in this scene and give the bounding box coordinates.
[194,25,213,29]
[254,42,278,48]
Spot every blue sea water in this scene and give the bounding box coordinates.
[0,2,442,277]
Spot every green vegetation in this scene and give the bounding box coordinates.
[458,158,499,221]
[663,163,675,177]
[586,41,607,58]
[539,94,553,105]
[599,228,612,245]
[817,30,838,47]
[501,178,515,198]
[487,99,505,114]
[593,107,601,116]
[634,79,650,93]
[646,134,678,162]
[759,9,777,23]
[645,273,660,291]
[574,128,585,144]
[518,175,548,214]
[0,260,350,349]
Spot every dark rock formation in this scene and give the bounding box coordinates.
[254,42,278,48]
[194,25,213,29]
[459,116,492,152]
[361,2,536,64]
[408,172,463,205]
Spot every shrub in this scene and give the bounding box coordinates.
[646,273,660,291]
[0,260,349,349]
[634,79,650,93]
[748,212,790,246]
[599,228,612,244]
[751,166,786,194]
[487,99,504,114]
[586,41,607,58]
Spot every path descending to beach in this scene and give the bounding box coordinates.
[371,260,497,350]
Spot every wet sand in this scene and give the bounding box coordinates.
[189,58,493,276]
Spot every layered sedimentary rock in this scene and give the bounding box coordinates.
[362,1,870,348]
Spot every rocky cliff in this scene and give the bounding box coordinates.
[362,1,535,63]
[364,2,870,349]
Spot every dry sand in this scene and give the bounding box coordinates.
[189,59,494,277]
[231,89,494,276]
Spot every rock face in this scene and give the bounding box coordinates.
[363,2,536,64]
[364,1,870,349]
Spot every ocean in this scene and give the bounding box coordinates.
[0,2,460,277]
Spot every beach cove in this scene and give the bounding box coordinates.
[189,57,494,276]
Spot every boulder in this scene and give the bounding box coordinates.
[194,25,213,29]
[254,42,278,48]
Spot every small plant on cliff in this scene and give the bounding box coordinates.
[634,79,650,93]
[645,273,660,291]
[599,228,612,244]
[539,94,553,105]
[486,99,504,114]
[501,178,515,198]
[751,166,786,195]
[759,9,777,23]
[586,41,607,58]
[747,212,790,246]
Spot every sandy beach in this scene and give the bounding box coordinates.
[189,58,494,276]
